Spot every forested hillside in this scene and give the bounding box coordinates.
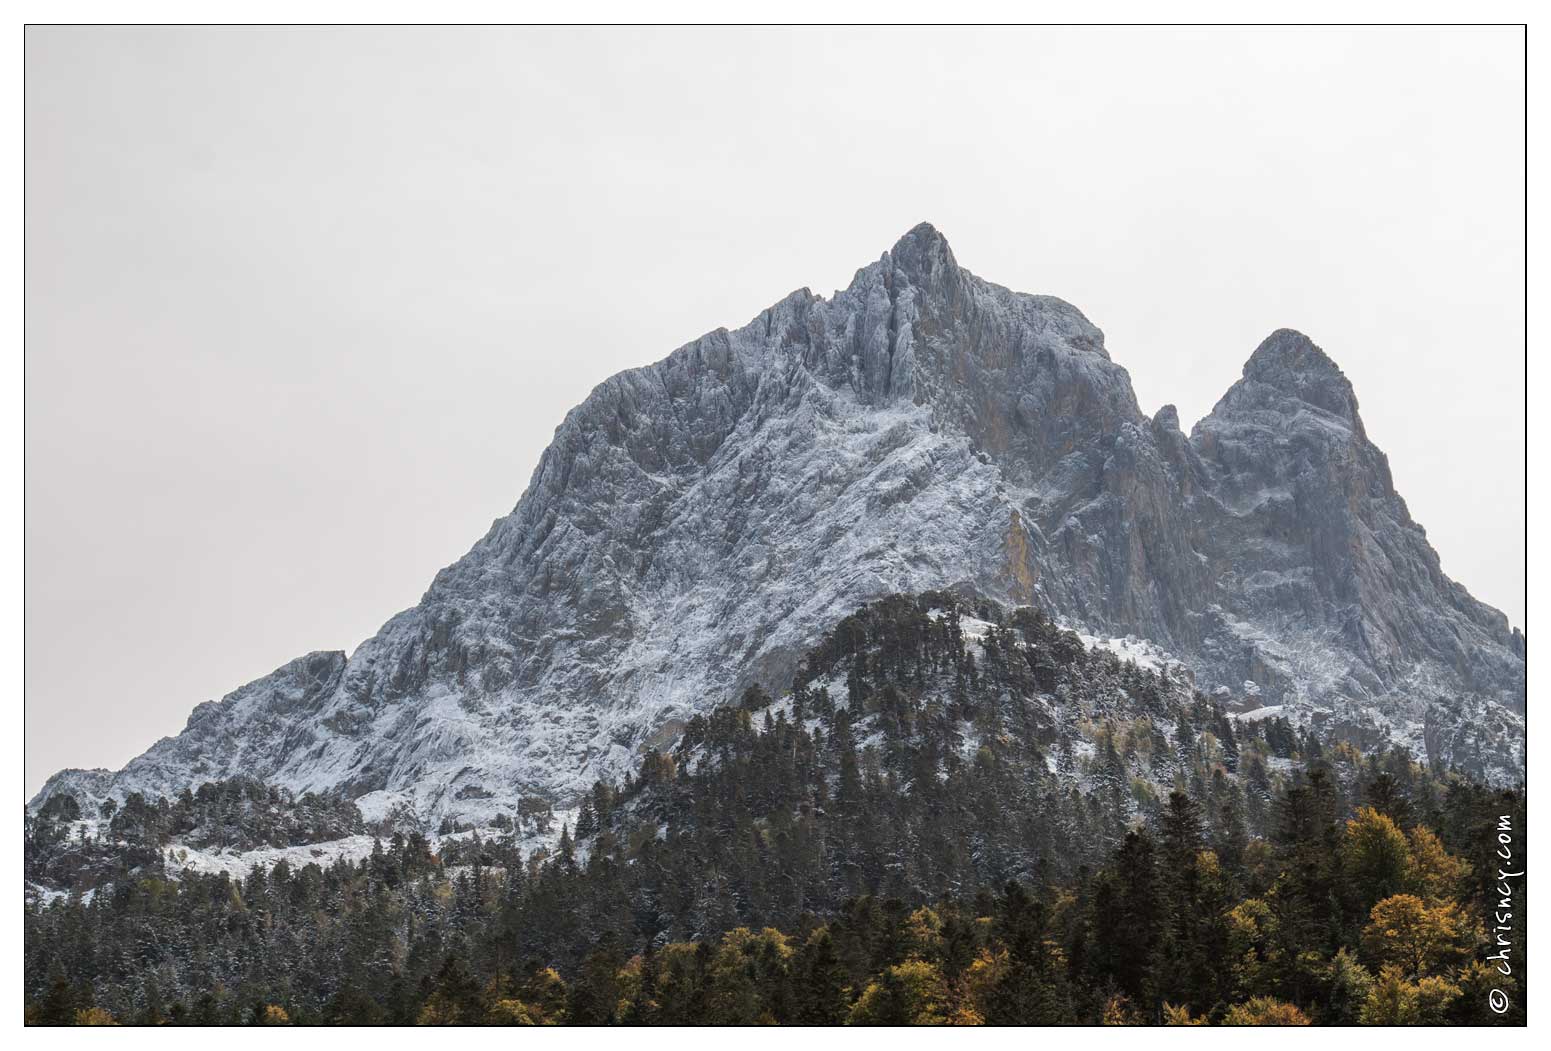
[24,593,1524,1025]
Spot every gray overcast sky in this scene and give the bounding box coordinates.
[25,26,1525,794]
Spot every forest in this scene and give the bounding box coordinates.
[24,592,1526,1025]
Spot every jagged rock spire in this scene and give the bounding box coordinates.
[1237,328,1363,427]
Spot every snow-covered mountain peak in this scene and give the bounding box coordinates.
[31,224,1524,824]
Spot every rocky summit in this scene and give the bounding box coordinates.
[34,223,1525,824]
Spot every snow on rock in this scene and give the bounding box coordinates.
[29,225,1527,828]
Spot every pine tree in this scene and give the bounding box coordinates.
[794,928,850,1024]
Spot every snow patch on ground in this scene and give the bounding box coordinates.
[1231,705,1287,724]
[163,835,381,879]
[1077,633,1184,675]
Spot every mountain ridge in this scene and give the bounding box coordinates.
[33,223,1524,821]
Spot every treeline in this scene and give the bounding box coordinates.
[23,592,1525,1024]
[24,776,1522,1025]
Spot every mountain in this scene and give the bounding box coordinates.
[30,587,1526,1025]
[32,223,1525,824]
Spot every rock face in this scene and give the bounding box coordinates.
[34,224,1525,821]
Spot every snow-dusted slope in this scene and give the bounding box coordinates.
[34,224,1525,822]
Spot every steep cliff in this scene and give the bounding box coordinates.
[33,224,1524,822]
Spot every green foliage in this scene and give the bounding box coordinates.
[23,592,1525,1025]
